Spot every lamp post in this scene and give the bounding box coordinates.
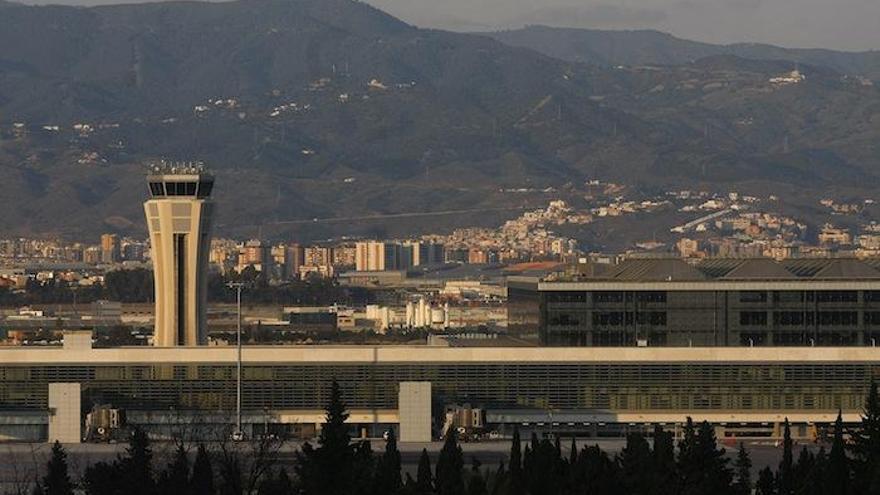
[228,282,246,440]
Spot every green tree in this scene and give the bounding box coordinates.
[118,427,155,495]
[157,443,190,495]
[374,429,402,495]
[652,426,678,495]
[827,411,851,495]
[792,447,815,495]
[732,443,752,495]
[677,417,699,494]
[853,382,880,493]
[295,380,356,495]
[82,461,122,495]
[190,444,215,495]
[508,427,524,495]
[467,468,488,495]
[436,430,465,495]
[620,432,652,495]
[755,467,777,495]
[416,449,434,495]
[42,441,74,495]
[778,418,793,495]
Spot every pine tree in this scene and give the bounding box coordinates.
[807,447,828,495]
[374,428,402,495]
[677,417,699,494]
[853,382,880,493]
[652,426,678,495]
[118,427,154,495]
[296,379,356,495]
[83,460,122,495]
[467,468,488,495]
[436,429,465,495]
[732,443,752,495]
[693,421,732,495]
[755,467,777,495]
[42,441,74,495]
[508,428,524,495]
[190,444,215,495]
[778,418,793,495]
[158,443,190,495]
[416,448,434,495]
[620,432,652,495]
[353,440,376,495]
[827,411,851,495]
[792,447,815,495]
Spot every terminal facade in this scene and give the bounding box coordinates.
[0,340,877,442]
[509,257,880,346]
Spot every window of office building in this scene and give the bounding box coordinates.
[740,291,768,303]
[592,292,625,303]
[816,291,858,303]
[593,312,625,326]
[740,311,768,326]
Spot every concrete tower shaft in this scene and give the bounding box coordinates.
[144,166,214,346]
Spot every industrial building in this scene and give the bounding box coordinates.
[509,257,880,346]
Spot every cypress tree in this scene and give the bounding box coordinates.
[157,443,190,495]
[792,447,815,495]
[732,443,752,495]
[620,432,652,495]
[755,467,777,495]
[374,428,402,495]
[693,421,732,495]
[778,418,793,495]
[807,447,828,495]
[568,437,578,467]
[416,448,434,495]
[827,411,851,495]
[119,427,154,495]
[43,441,74,495]
[467,467,488,495]
[296,379,355,495]
[190,444,215,495]
[353,441,376,495]
[436,429,465,495]
[652,426,677,495]
[853,382,880,493]
[508,427,524,495]
[83,460,122,495]
[677,417,699,494]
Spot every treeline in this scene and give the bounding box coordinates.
[31,383,880,495]
[0,269,372,307]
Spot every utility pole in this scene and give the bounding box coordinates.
[228,282,246,440]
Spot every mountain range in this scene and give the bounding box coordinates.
[485,26,880,81]
[0,0,878,244]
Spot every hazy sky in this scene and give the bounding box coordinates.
[19,0,880,51]
[365,0,880,51]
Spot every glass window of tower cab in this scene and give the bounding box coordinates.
[143,161,215,347]
[507,257,880,347]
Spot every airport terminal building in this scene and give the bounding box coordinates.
[3,256,880,443]
[1,337,878,442]
[509,257,880,346]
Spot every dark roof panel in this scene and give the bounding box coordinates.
[721,258,797,280]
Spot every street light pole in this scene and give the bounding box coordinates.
[228,282,245,439]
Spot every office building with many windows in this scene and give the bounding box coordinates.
[509,258,880,347]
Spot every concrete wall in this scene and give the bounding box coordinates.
[398,382,431,442]
[48,383,81,444]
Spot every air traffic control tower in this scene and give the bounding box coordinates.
[144,162,215,346]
